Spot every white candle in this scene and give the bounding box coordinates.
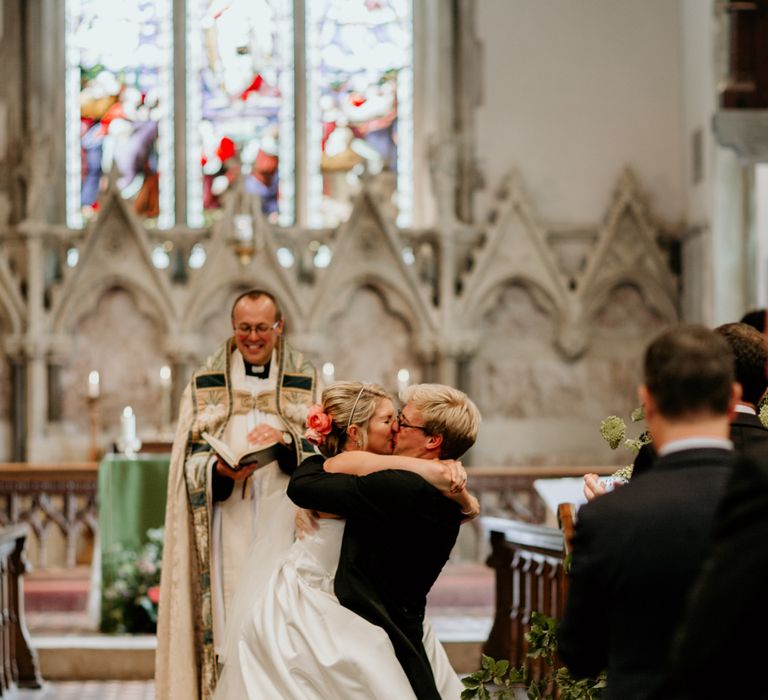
[397,368,410,398]
[159,365,172,387]
[322,362,335,386]
[121,406,136,444]
[88,371,100,398]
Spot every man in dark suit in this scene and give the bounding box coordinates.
[664,448,768,698]
[558,325,741,700]
[288,383,480,700]
[717,322,768,452]
[584,320,768,495]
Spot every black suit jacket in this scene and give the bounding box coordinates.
[557,448,735,700]
[287,455,462,700]
[665,448,768,699]
[630,412,768,479]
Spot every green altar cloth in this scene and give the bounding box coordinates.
[98,453,170,632]
[98,453,170,554]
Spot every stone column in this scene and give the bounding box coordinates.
[10,352,26,461]
[21,227,48,461]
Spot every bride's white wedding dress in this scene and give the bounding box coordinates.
[213,518,463,700]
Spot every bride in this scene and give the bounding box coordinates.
[213,381,477,699]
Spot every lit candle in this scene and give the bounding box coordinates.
[121,406,137,445]
[88,371,100,399]
[397,368,410,398]
[322,362,335,386]
[159,365,172,387]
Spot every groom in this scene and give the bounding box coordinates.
[288,383,481,700]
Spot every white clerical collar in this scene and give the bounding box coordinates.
[657,437,733,457]
[734,403,757,415]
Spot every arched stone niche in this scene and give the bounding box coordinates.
[60,287,168,448]
[470,282,668,466]
[322,285,421,396]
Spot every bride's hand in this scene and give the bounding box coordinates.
[294,508,319,540]
[438,460,467,493]
[456,490,480,522]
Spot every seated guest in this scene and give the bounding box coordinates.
[558,325,739,700]
[583,321,768,499]
[665,448,768,698]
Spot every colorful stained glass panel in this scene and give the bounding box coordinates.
[187,0,294,227]
[65,0,174,229]
[306,0,413,228]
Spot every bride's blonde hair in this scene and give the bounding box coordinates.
[317,381,388,457]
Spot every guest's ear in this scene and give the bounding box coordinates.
[347,424,360,446]
[727,382,743,420]
[638,385,655,421]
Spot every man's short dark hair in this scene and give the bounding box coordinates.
[644,325,734,419]
[230,289,282,322]
[739,309,767,334]
[715,323,768,407]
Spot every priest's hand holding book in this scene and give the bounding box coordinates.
[206,423,286,481]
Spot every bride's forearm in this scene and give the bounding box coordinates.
[324,451,451,489]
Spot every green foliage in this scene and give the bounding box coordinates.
[461,612,606,700]
[100,526,164,634]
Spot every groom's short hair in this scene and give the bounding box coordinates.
[402,384,480,459]
[644,325,734,419]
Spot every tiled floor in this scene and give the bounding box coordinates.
[17,681,154,699]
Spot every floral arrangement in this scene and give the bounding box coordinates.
[598,406,650,482]
[462,612,606,700]
[100,526,164,634]
[305,404,333,446]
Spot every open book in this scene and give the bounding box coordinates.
[202,431,281,472]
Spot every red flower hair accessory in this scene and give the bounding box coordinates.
[305,404,333,446]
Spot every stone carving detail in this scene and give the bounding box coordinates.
[0,165,678,463]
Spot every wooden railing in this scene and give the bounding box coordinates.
[467,466,615,523]
[481,515,567,685]
[0,464,98,571]
[0,525,42,695]
[0,462,613,574]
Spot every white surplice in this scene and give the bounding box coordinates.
[213,519,463,700]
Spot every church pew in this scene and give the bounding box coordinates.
[482,515,568,682]
[0,524,43,695]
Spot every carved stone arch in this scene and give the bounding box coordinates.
[307,188,436,335]
[470,274,560,329]
[460,171,570,333]
[583,272,678,327]
[49,183,176,335]
[309,273,427,341]
[184,193,305,333]
[182,249,303,336]
[577,168,678,324]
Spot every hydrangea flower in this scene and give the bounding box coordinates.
[599,415,626,450]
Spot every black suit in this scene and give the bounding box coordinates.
[287,455,462,700]
[665,448,768,699]
[557,447,735,700]
[630,411,768,479]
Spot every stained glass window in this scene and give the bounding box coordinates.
[305,0,413,228]
[65,0,174,229]
[186,0,295,228]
